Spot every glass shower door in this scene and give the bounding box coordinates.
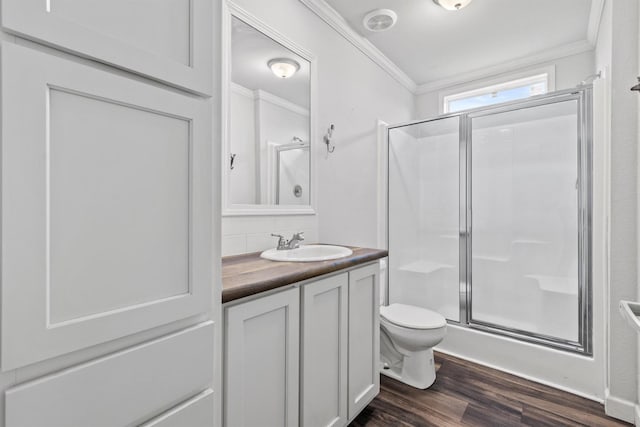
[468,96,588,347]
[388,116,462,322]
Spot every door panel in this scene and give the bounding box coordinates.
[470,99,582,343]
[6,322,214,427]
[1,0,212,94]
[48,88,190,324]
[140,389,215,427]
[387,117,461,322]
[1,43,212,371]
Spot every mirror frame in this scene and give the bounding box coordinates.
[222,1,317,216]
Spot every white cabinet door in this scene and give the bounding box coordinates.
[225,288,300,427]
[301,273,348,427]
[348,264,380,420]
[1,42,212,371]
[1,0,213,95]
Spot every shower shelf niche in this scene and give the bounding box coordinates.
[525,275,578,296]
[399,260,454,274]
[472,254,510,263]
[512,239,550,245]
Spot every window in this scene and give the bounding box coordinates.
[443,73,549,113]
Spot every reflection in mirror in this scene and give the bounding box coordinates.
[276,143,309,205]
[229,16,311,207]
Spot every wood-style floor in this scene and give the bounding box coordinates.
[350,352,630,427]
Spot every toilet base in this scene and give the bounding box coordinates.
[380,347,437,389]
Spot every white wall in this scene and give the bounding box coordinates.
[595,0,639,422]
[221,0,413,256]
[415,50,595,119]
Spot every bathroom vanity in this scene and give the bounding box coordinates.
[222,247,387,427]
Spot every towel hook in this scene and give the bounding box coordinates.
[324,124,335,154]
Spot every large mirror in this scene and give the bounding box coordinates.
[224,10,314,214]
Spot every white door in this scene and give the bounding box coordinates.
[301,273,348,427]
[348,264,380,420]
[1,42,212,371]
[225,288,300,427]
[1,0,213,95]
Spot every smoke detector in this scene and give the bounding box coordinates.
[362,9,397,32]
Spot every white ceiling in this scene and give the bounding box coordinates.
[323,0,594,87]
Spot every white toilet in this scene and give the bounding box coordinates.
[380,303,447,389]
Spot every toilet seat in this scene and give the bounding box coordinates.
[381,304,446,330]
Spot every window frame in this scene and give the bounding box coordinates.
[439,65,556,114]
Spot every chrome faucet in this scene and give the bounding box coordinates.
[271,232,305,250]
[288,232,304,249]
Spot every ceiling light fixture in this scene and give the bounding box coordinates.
[433,0,473,11]
[267,58,300,79]
[363,9,398,32]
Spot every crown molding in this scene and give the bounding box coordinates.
[587,0,605,46]
[230,83,310,116]
[415,39,594,95]
[229,81,254,98]
[254,89,310,117]
[298,0,417,93]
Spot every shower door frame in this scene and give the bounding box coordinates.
[386,86,593,355]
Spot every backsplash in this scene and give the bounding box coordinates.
[221,215,319,256]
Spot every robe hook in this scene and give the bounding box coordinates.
[324,124,336,154]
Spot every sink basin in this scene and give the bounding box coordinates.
[260,245,353,262]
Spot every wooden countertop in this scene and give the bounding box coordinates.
[222,246,388,303]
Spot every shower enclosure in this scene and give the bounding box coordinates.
[387,87,592,353]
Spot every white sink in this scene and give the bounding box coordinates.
[260,244,353,262]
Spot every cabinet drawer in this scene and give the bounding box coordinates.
[1,0,213,95]
[1,42,212,371]
[6,322,214,427]
[141,389,214,427]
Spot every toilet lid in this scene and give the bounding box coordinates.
[380,304,447,330]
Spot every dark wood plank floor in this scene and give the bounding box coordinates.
[350,352,630,427]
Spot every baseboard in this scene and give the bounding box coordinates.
[604,388,636,423]
[635,404,640,426]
